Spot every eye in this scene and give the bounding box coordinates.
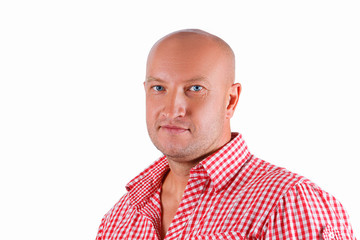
[152,85,165,91]
[189,85,203,92]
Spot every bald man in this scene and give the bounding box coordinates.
[96,29,355,239]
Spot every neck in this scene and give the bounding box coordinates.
[162,130,233,193]
[162,160,193,197]
[163,130,233,187]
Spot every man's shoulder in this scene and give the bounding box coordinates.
[237,156,326,210]
[101,193,131,222]
[246,157,326,199]
[251,159,355,239]
[241,156,307,192]
[232,157,355,237]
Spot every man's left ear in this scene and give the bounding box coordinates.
[225,83,241,119]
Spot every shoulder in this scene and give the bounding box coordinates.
[275,178,352,227]
[247,156,350,219]
[96,193,132,239]
[233,157,306,220]
[239,157,355,238]
[250,158,355,239]
[101,193,131,225]
[240,156,306,201]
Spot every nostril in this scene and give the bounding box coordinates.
[161,111,169,118]
[161,92,187,119]
[161,106,186,119]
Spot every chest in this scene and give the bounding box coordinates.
[101,167,284,240]
[160,194,181,239]
[110,182,267,239]
[113,191,263,240]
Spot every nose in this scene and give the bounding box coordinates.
[161,90,186,119]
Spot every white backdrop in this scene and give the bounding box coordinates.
[0,1,359,239]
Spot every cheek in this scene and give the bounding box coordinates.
[190,97,226,123]
[146,98,161,122]
[145,99,154,121]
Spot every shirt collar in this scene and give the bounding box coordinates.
[126,132,251,208]
[126,156,169,209]
[197,132,251,192]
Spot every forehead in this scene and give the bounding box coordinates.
[146,35,226,84]
[146,76,211,88]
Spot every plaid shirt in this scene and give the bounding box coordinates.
[96,133,355,239]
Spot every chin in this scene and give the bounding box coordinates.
[159,144,187,156]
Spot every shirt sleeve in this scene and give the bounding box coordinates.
[263,181,356,239]
[94,194,131,240]
[95,216,105,240]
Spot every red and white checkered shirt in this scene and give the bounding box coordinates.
[96,133,355,239]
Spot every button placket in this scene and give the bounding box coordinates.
[165,171,208,239]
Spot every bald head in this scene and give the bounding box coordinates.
[146,29,235,86]
[144,29,241,161]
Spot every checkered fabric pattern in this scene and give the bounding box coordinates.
[96,133,355,239]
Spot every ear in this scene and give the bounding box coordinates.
[225,83,241,119]
[143,81,147,93]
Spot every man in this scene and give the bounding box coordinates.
[96,29,355,239]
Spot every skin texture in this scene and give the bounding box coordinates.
[144,29,241,239]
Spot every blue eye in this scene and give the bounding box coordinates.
[153,85,165,91]
[189,85,203,92]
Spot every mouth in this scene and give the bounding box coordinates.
[160,125,189,134]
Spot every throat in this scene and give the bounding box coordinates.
[160,170,188,239]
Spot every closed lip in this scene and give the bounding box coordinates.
[160,125,189,132]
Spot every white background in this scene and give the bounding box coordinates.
[0,1,359,239]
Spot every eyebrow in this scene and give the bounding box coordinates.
[145,76,165,83]
[145,76,210,86]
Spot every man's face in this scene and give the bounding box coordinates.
[145,35,235,163]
